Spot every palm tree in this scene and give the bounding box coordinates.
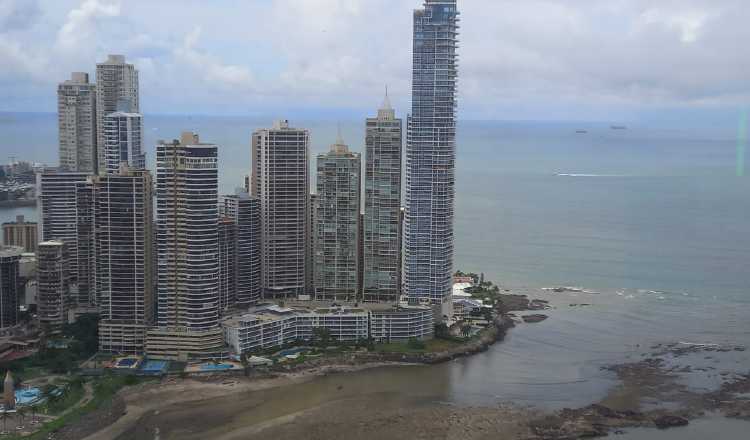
[461,323,472,338]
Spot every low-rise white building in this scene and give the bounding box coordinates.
[223,302,433,355]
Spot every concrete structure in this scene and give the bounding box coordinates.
[3,371,14,410]
[218,217,237,313]
[103,107,145,174]
[0,247,22,329]
[306,193,317,294]
[404,0,460,305]
[2,215,37,253]
[145,327,225,361]
[223,304,370,355]
[370,305,434,342]
[58,72,97,173]
[363,92,403,302]
[36,240,69,330]
[314,136,361,301]
[154,132,224,359]
[220,191,261,307]
[252,120,310,298]
[37,171,94,306]
[94,166,154,354]
[96,55,139,174]
[223,301,434,355]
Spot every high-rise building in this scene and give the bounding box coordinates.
[306,193,318,295]
[314,136,361,301]
[96,55,139,174]
[363,92,403,303]
[220,191,261,307]
[252,120,309,298]
[0,247,22,329]
[94,166,154,354]
[149,132,224,360]
[58,72,97,173]
[2,215,38,253]
[103,104,145,174]
[37,240,69,330]
[37,171,94,305]
[404,0,460,304]
[217,217,237,313]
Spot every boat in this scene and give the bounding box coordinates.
[575,130,588,134]
[610,125,627,130]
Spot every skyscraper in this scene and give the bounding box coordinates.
[0,247,22,329]
[314,136,361,301]
[2,215,38,253]
[58,72,97,173]
[404,0,460,304]
[37,240,69,330]
[37,171,93,305]
[217,217,237,312]
[220,191,261,307]
[94,166,154,354]
[363,92,403,303]
[96,55,139,174]
[103,103,145,174]
[148,132,224,360]
[252,120,310,298]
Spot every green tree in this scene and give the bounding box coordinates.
[312,327,331,347]
[407,338,425,350]
[434,323,450,339]
[461,323,472,338]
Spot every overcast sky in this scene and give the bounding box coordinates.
[1,0,749,121]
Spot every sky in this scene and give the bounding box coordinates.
[1,0,750,122]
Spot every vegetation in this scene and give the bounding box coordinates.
[7,375,155,440]
[407,338,426,350]
[311,327,332,347]
[464,281,502,309]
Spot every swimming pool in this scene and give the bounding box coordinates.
[15,388,41,405]
[200,363,233,371]
[277,347,307,357]
[116,358,139,368]
[141,360,168,372]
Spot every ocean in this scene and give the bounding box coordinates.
[2,112,749,438]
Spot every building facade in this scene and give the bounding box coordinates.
[36,240,69,330]
[314,137,361,301]
[103,110,145,174]
[217,217,237,313]
[58,72,97,173]
[404,0,460,304]
[369,305,435,342]
[363,93,403,303]
[2,215,38,253]
[94,167,154,354]
[252,120,309,298]
[153,132,224,359]
[220,191,261,307]
[96,55,139,174]
[37,171,94,305]
[0,247,22,329]
[223,304,370,355]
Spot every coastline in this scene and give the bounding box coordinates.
[44,292,750,439]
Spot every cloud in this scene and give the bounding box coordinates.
[0,0,42,32]
[56,0,120,50]
[2,0,750,119]
[174,26,255,90]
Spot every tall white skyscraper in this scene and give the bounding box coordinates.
[103,100,145,173]
[404,0,460,305]
[96,55,139,174]
[58,72,96,173]
[252,120,310,298]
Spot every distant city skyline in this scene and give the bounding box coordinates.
[2,0,750,122]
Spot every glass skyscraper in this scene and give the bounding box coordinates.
[404,0,459,304]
